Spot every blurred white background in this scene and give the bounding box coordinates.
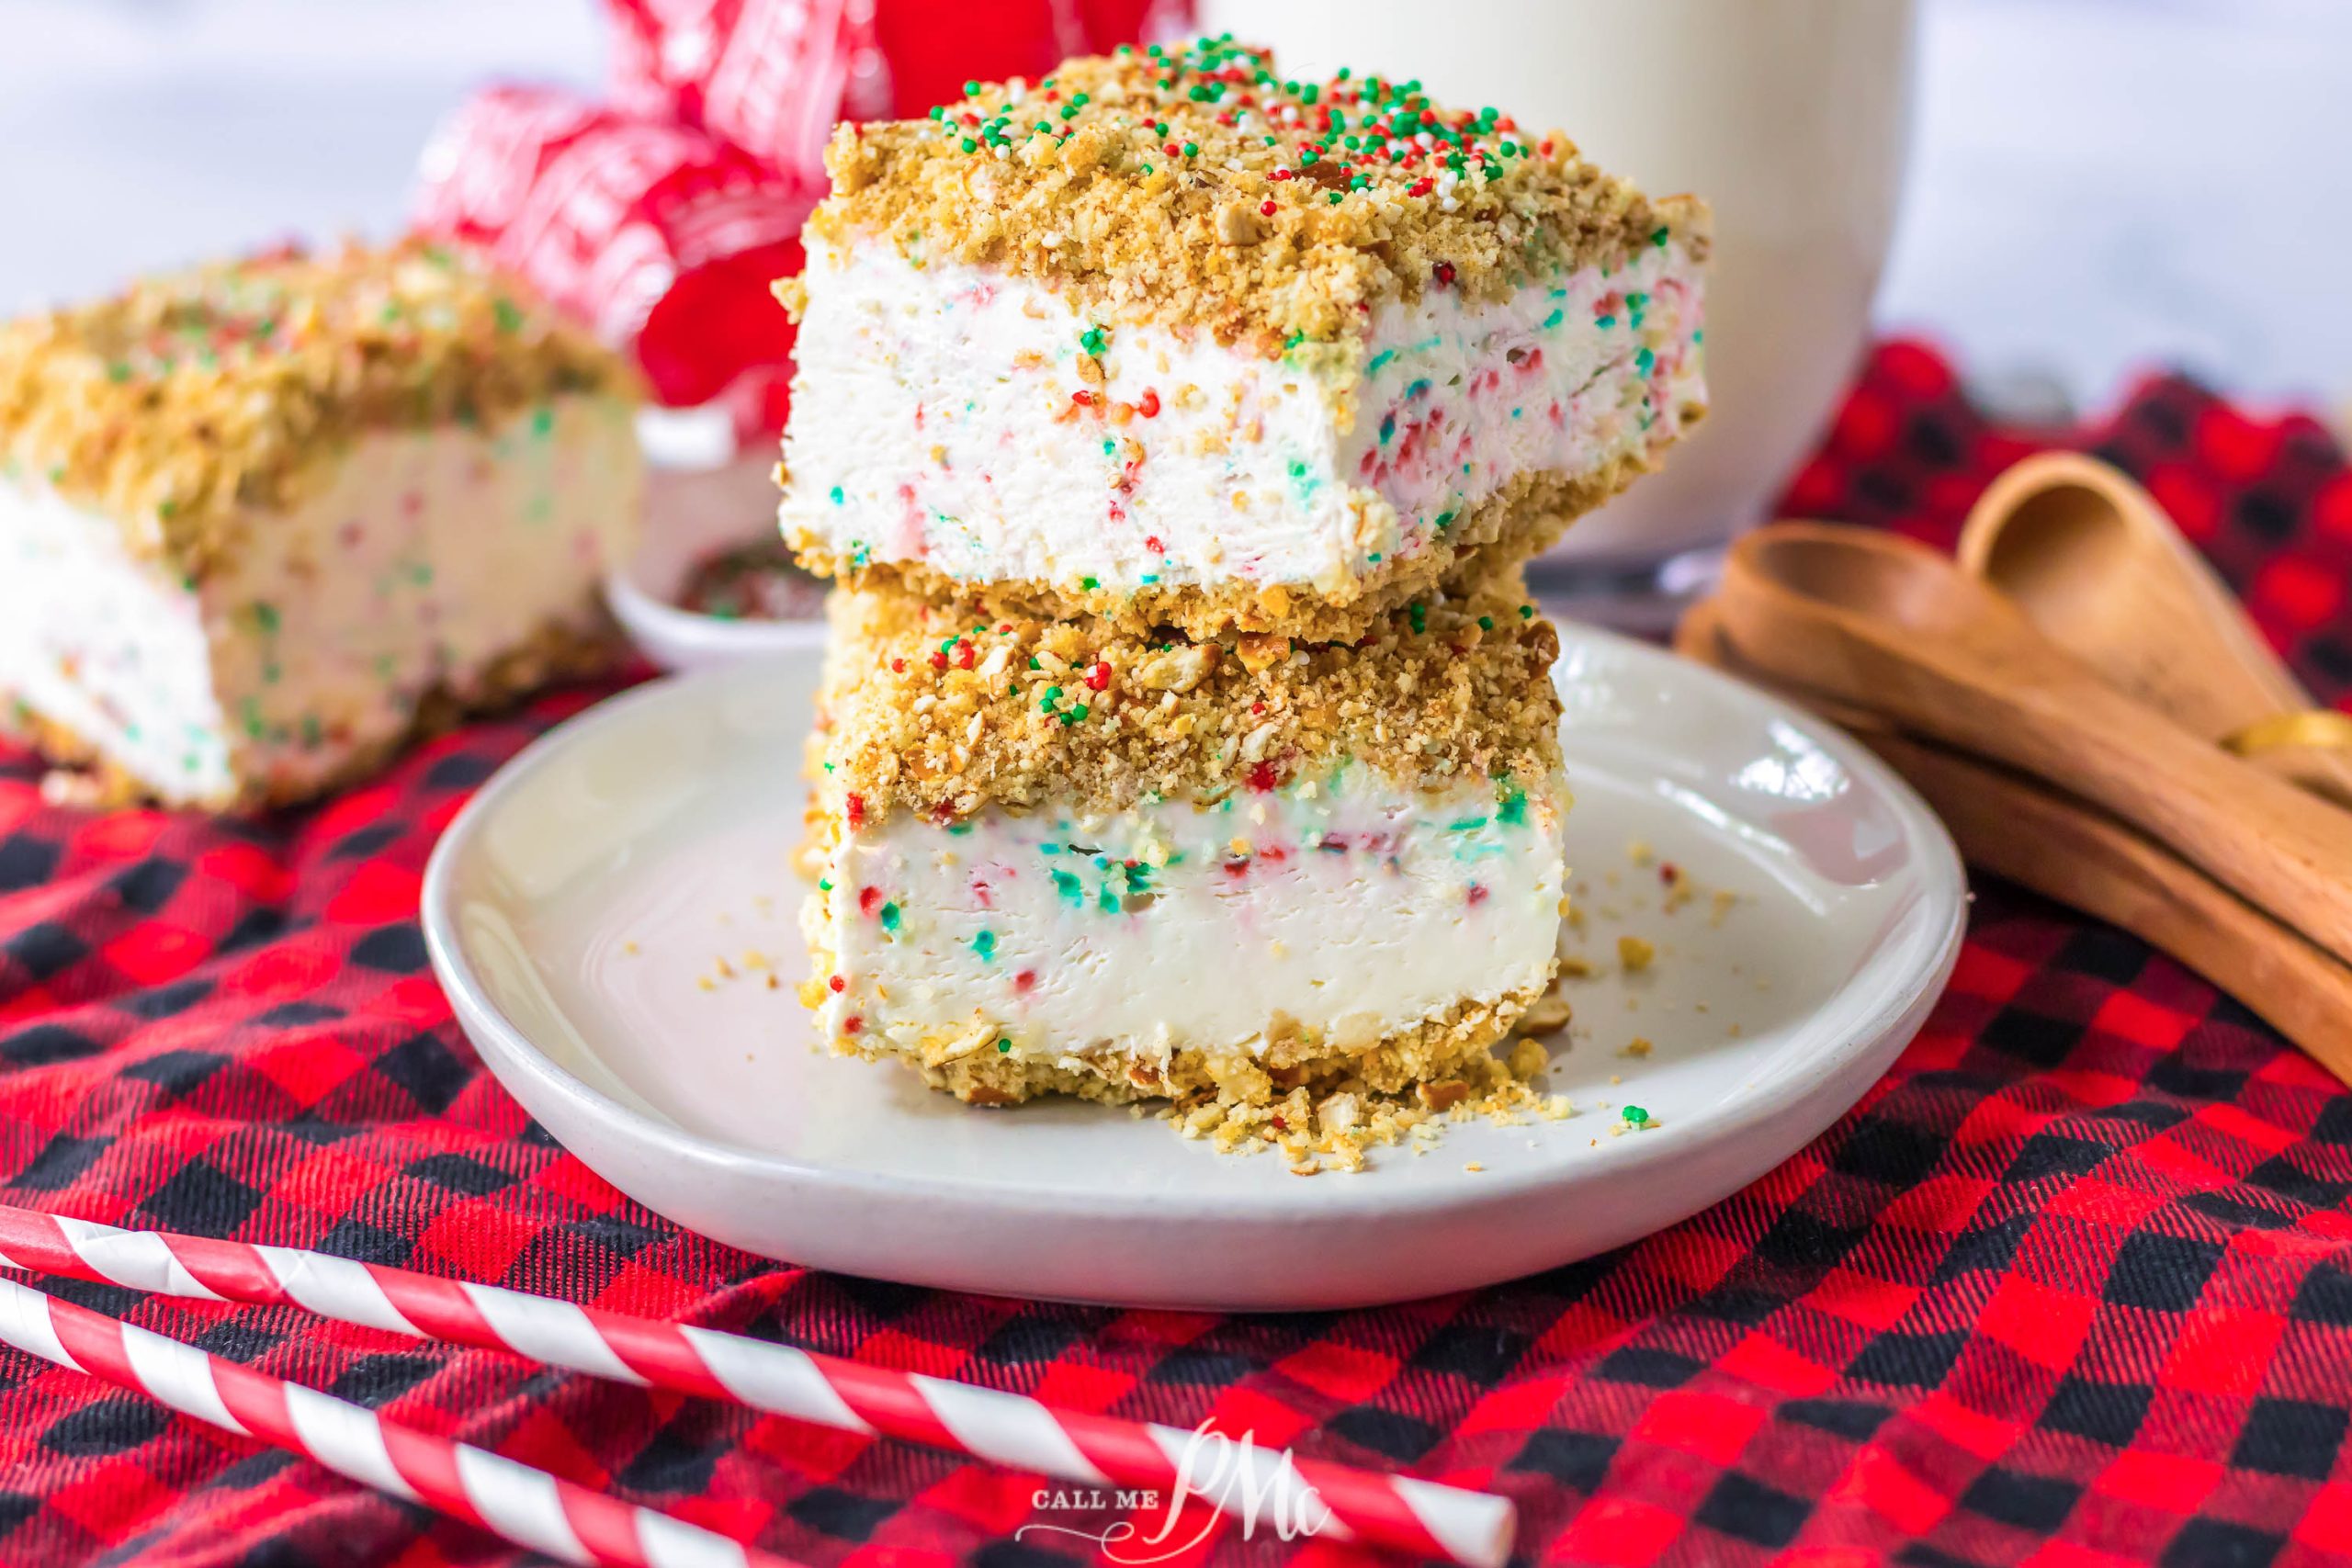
[2,0,2345,415]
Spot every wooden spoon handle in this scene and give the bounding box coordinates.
[1719,525,2352,968]
[1676,601,2352,1085]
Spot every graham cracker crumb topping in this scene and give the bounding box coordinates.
[793,36,1710,352]
[0,237,633,581]
[817,572,1562,822]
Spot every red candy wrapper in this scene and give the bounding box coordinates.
[413,85,811,415]
[605,0,1193,187]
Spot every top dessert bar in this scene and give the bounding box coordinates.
[775,35,1708,640]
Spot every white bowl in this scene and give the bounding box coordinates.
[605,450,828,671]
[424,623,1965,1311]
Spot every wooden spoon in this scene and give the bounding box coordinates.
[1677,597,2352,1085]
[1957,452,2352,807]
[1715,525,2352,968]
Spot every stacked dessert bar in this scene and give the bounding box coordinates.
[783,39,1707,1124]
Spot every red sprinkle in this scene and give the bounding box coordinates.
[1136,388,1160,417]
[828,975,846,993]
[1408,177,1433,197]
[1070,389,1093,407]
[1467,885,1489,906]
[1271,167,1293,181]
[1015,969,1038,993]
[1260,199,1276,217]
[956,641,977,670]
[1246,761,1279,792]
[1084,661,1113,692]
[1144,534,1165,554]
[890,658,906,673]
[929,650,948,670]
[846,793,866,829]
[857,886,880,915]
[1434,261,1457,287]
[842,1015,863,1035]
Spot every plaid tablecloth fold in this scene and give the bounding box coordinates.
[1,341,2349,1566]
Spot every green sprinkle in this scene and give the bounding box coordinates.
[1182,141,1199,158]
[1079,324,1109,356]
[1623,1105,1651,1125]
[960,138,978,153]
[974,931,998,962]
[829,484,845,505]
[252,602,280,634]
[1408,602,1428,635]
[879,902,900,932]
[1519,604,1534,619]
[1498,789,1527,825]
[997,1038,1012,1054]
[1080,575,1099,590]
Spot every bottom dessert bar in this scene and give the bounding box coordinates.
[799,577,1569,1110]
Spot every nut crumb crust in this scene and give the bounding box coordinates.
[0,237,633,581]
[814,570,1563,824]
[793,37,1710,357]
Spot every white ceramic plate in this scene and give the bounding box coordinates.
[423,625,1964,1311]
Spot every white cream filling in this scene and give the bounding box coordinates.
[778,236,1703,598]
[808,771,1567,1067]
[0,396,639,804]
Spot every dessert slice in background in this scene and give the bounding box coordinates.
[799,573,1569,1114]
[775,38,1707,642]
[0,239,641,809]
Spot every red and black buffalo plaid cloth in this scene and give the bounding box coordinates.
[2,341,2350,1567]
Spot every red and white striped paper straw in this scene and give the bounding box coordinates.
[0,1207,1512,1567]
[0,1270,786,1568]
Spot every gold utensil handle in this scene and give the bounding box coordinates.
[2223,710,2352,756]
